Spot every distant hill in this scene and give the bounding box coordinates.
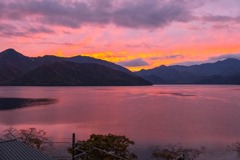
[0,48,151,86]
[32,55,133,75]
[135,58,240,84]
[8,62,151,86]
[0,49,35,83]
[67,56,134,75]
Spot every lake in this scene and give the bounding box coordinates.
[0,85,240,159]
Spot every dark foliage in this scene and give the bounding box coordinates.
[1,128,53,150]
[227,141,240,158]
[152,144,204,160]
[69,134,137,160]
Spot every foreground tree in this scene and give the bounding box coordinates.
[152,144,204,160]
[1,127,53,150]
[69,134,137,160]
[228,141,240,159]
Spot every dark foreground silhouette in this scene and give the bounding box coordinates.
[2,128,240,160]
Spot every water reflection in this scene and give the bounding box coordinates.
[0,97,57,110]
[0,86,240,159]
[158,92,196,97]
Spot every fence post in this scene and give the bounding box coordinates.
[72,133,75,160]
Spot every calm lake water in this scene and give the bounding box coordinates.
[0,85,240,159]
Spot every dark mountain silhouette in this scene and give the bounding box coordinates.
[195,73,240,84]
[33,55,64,67]
[67,56,134,75]
[136,65,197,84]
[171,58,240,76]
[32,55,133,74]
[0,49,35,83]
[9,62,151,86]
[136,59,240,84]
[0,48,151,86]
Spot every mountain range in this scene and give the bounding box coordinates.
[135,58,240,84]
[0,49,151,86]
[1,48,240,85]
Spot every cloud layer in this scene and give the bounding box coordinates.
[209,53,240,61]
[1,0,240,36]
[0,0,193,29]
[118,58,149,67]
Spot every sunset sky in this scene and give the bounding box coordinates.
[1,0,240,71]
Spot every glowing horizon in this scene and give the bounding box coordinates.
[1,0,240,71]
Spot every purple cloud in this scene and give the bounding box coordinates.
[112,0,192,28]
[118,58,149,67]
[200,15,240,23]
[0,23,54,37]
[163,55,183,59]
[0,23,24,37]
[209,53,240,61]
[3,0,239,37]
[0,23,16,32]
[27,26,55,34]
[150,54,183,60]
[1,0,193,29]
